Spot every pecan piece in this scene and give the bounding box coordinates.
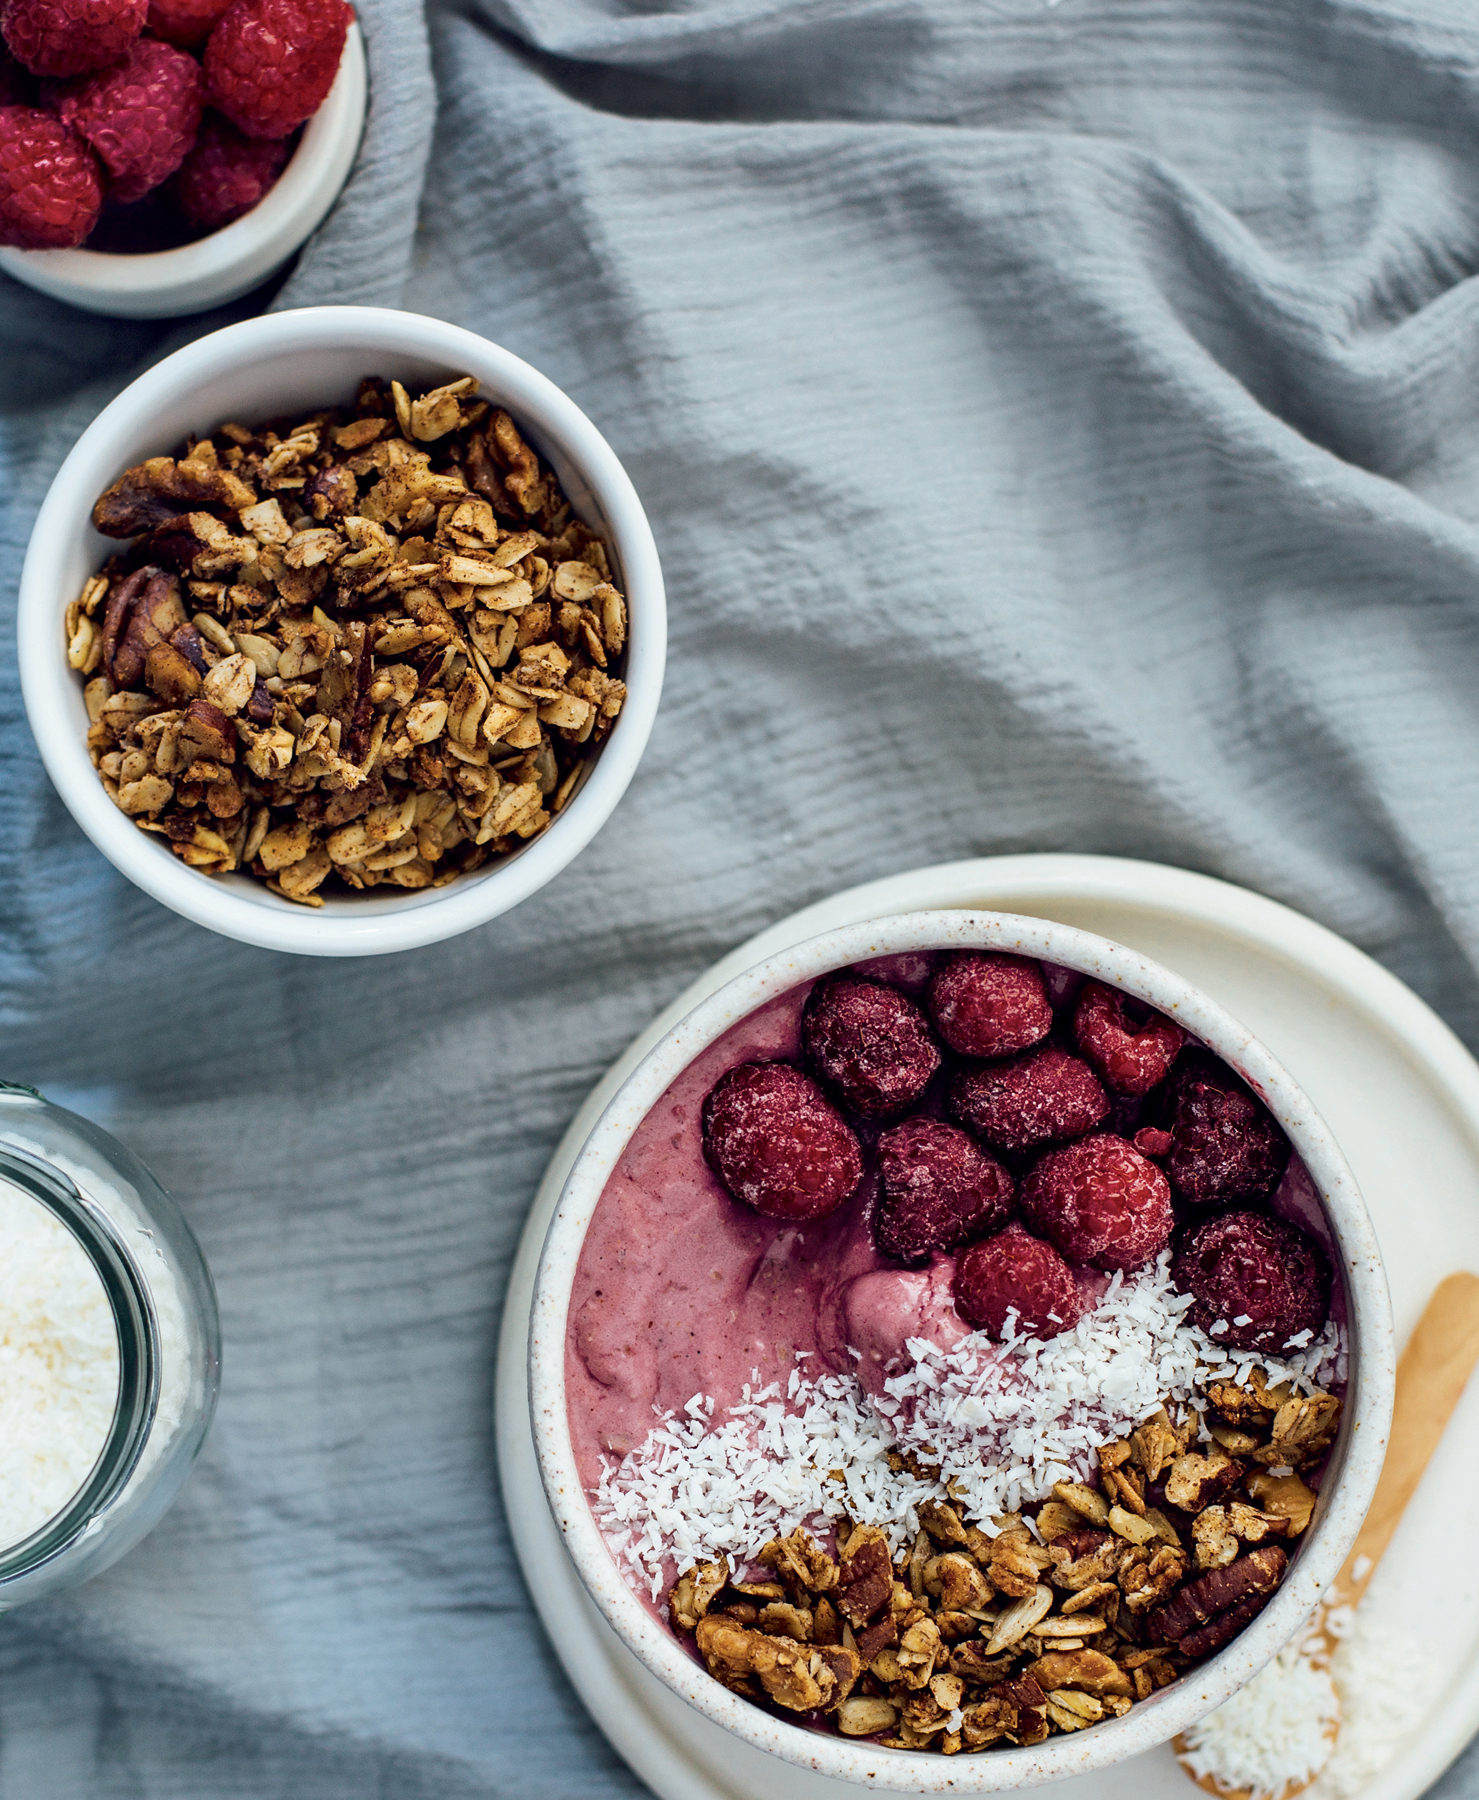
[815,1644,861,1708]
[92,455,256,537]
[178,698,236,765]
[1049,1529,1123,1591]
[836,1526,893,1626]
[1146,1545,1287,1647]
[1163,1452,1243,1513]
[855,1616,898,1664]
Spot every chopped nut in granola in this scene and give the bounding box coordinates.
[71,378,629,904]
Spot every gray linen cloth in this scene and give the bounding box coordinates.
[1,0,1478,1791]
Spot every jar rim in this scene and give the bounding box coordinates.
[0,1141,161,1580]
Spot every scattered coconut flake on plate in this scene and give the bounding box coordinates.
[1178,1639,1340,1800]
[591,1251,1343,1600]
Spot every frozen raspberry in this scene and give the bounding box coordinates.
[1159,1053,1289,1205]
[0,46,34,102]
[953,1222,1085,1340]
[1172,1211,1331,1353]
[1073,982,1187,1097]
[171,109,285,227]
[950,1046,1108,1154]
[851,951,936,993]
[147,0,231,44]
[874,1118,1014,1263]
[205,0,351,139]
[57,38,202,203]
[1,0,145,78]
[702,1060,862,1222]
[1021,1132,1173,1273]
[0,104,99,245]
[1133,1127,1174,1158]
[927,952,1053,1060]
[801,974,942,1118]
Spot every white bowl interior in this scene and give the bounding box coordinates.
[529,909,1394,1792]
[0,25,367,318]
[18,307,666,954]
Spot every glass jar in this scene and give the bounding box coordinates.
[0,1082,220,1608]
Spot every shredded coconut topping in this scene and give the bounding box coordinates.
[592,1252,1344,1601]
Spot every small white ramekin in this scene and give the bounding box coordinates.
[0,24,366,319]
[530,909,1393,1793]
[18,305,666,956]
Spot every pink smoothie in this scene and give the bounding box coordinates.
[564,984,969,1495]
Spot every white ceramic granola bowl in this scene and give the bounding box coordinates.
[529,909,1394,1793]
[17,304,666,956]
[0,25,366,319]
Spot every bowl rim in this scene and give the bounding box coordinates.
[528,908,1395,1793]
[0,24,367,318]
[17,304,667,956]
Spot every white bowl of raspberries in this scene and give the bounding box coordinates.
[530,910,1394,1790]
[0,0,364,316]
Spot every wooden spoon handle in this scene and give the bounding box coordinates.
[1335,1271,1479,1601]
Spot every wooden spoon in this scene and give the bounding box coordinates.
[1176,1272,1479,1800]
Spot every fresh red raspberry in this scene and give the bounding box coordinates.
[204,0,351,138]
[953,1223,1085,1340]
[147,0,231,45]
[171,109,285,227]
[874,1118,1014,1263]
[1160,1054,1289,1204]
[0,103,99,245]
[1,0,145,78]
[1073,982,1187,1097]
[801,973,941,1118]
[1021,1132,1173,1273]
[950,1046,1108,1153]
[56,37,202,202]
[1172,1211,1331,1353]
[927,952,1053,1059]
[701,1061,862,1222]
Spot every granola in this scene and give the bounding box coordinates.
[668,1375,1336,1754]
[68,376,628,906]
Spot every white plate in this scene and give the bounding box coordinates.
[495,854,1479,1800]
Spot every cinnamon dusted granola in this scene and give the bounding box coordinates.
[67,376,628,905]
[667,1373,1336,1754]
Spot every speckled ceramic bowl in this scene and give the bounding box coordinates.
[530,909,1394,1792]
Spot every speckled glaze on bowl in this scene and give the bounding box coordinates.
[529,909,1394,1793]
[18,305,666,956]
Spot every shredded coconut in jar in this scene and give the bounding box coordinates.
[3,1135,195,1505]
[0,1179,120,1549]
